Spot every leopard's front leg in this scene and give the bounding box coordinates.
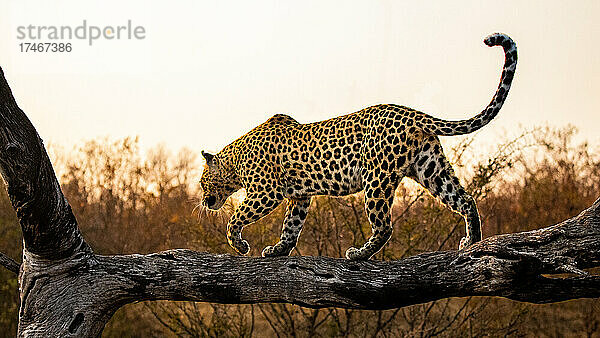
[227,192,282,255]
[262,197,311,257]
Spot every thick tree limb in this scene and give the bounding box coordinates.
[0,66,599,337]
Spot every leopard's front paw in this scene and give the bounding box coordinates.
[261,245,276,257]
[262,244,292,257]
[345,247,369,260]
[459,236,473,250]
[232,239,250,255]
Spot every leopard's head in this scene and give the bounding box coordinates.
[199,151,240,210]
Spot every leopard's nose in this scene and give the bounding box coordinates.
[206,195,217,208]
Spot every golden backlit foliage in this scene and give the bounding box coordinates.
[0,126,599,337]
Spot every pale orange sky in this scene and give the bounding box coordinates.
[0,0,599,155]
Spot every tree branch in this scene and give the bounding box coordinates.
[0,251,19,274]
[86,205,600,308]
[0,65,599,337]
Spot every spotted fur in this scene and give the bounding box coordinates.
[200,33,517,260]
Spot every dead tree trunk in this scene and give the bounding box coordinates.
[0,66,599,337]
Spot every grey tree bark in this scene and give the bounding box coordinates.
[0,66,599,337]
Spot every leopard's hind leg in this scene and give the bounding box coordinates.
[345,169,401,260]
[410,135,482,249]
[345,115,410,260]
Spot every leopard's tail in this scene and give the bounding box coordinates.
[422,33,517,136]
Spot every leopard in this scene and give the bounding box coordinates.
[199,33,517,260]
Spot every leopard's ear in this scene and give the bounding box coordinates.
[202,151,219,171]
[201,151,214,163]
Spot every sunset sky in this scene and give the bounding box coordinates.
[0,0,598,157]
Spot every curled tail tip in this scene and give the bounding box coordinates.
[483,33,516,50]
